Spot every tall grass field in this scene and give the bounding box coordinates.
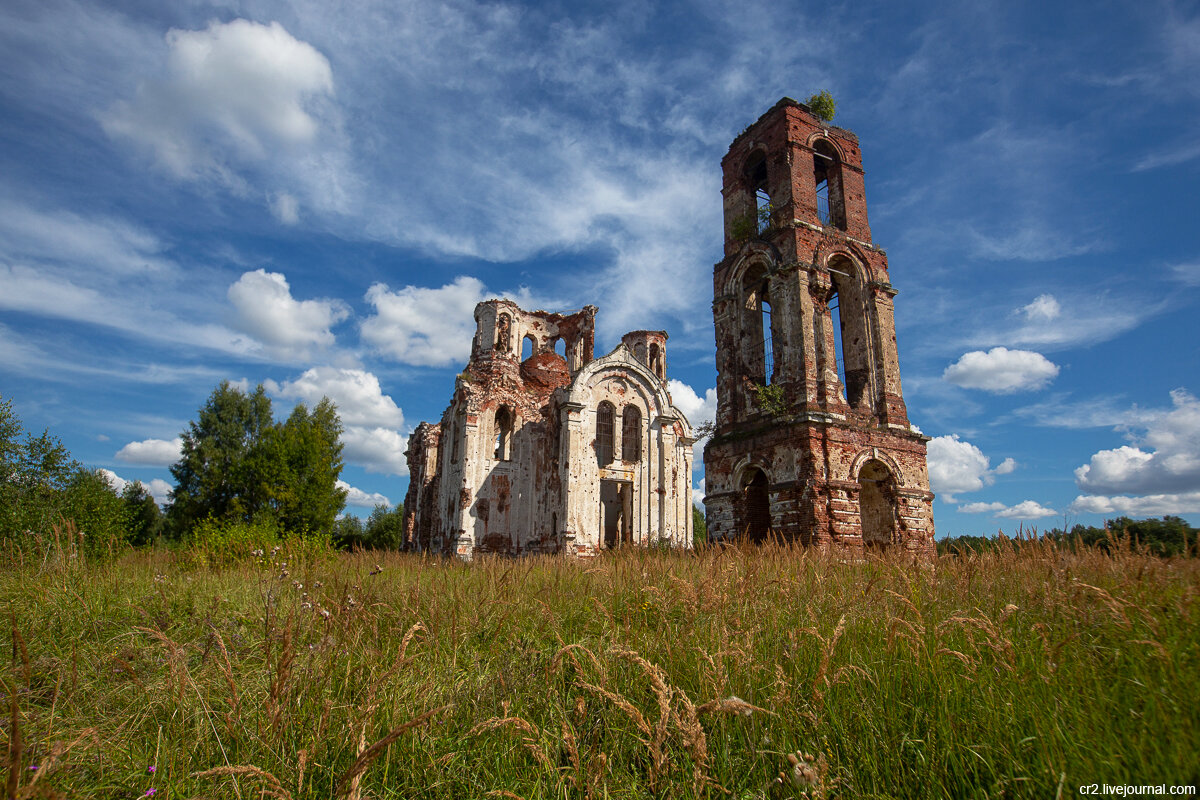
[2,536,1197,798]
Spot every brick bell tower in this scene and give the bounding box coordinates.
[703,98,935,554]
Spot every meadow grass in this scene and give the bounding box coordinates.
[1,537,1197,799]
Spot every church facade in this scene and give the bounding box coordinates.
[403,301,695,558]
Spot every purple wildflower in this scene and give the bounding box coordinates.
[147,765,156,774]
[144,789,156,797]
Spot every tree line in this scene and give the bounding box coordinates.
[0,383,403,557]
[937,516,1199,558]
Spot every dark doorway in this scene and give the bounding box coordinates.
[742,468,770,542]
[600,479,632,548]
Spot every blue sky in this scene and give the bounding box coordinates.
[1,0,1198,534]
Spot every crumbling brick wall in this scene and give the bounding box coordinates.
[703,98,935,556]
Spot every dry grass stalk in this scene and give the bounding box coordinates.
[22,729,98,790]
[9,615,30,689]
[190,765,292,800]
[611,647,673,785]
[208,626,241,719]
[267,616,295,737]
[469,717,556,772]
[136,626,188,701]
[800,614,847,706]
[295,749,308,797]
[1074,581,1133,629]
[6,682,21,800]
[332,705,449,798]
[694,696,769,717]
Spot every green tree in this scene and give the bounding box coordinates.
[806,90,836,121]
[258,398,348,534]
[167,381,348,537]
[122,481,163,546]
[693,506,707,547]
[332,514,366,549]
[0,394,80,538]
[364,503,405,550]
[59,469,131,558]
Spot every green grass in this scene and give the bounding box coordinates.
[1,538,1197,798]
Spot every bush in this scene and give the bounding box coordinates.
[186,516,281,568]
[806,90,836,121]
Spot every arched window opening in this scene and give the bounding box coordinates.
[521,335,535,361]
[621,406,642,462]
[634,342,646,364]
[495,313,512,353]
[596,402,615,467]
[813,140,846,230]
[760,298,774,385]
[740,264,771,386]
[554,338,566,358]
[859,460,897,550]
[648,343,663,379]
[828,256,872,409]
[744,152,770,234]
[741,468,770,542]
[829,290,848,396]
[493,406,513,461]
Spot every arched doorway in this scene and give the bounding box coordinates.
[741,467,770,542]
[858,460,897,550]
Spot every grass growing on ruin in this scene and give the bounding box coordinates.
[1,538,1197,799]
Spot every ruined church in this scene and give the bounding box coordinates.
[403,97,935,558]
[402,302,696,558]
[702,98,935,554]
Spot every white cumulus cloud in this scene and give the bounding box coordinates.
[668,380,716,428]
[1070,491,1200,516]
[1072,389,1200,512]
[943,347,1059,393]
[337,479,391,509]
[342,426,409,476]
[103,19,334,179]
[958,501,1007,514]
[667,379,716,469]
[958,499,1055,519]
[115,437,182,466]
[926,434,1016,502]
[1019,293,1061,322]
[996,500,1057,519]
[99,469,172,505]
[360,276,490,367]
[228,269,349,360]
[268,367,403,428]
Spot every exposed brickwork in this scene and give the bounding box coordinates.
[703,98,936,556]
[404,302,695,559]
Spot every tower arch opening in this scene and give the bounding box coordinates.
[744,150,771,234]
[648,343,664,379]
[813,139,846,230]
[739,467,771,542]
[858,459,898,550]
[740,262,774,387]
[827,255,874,410]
